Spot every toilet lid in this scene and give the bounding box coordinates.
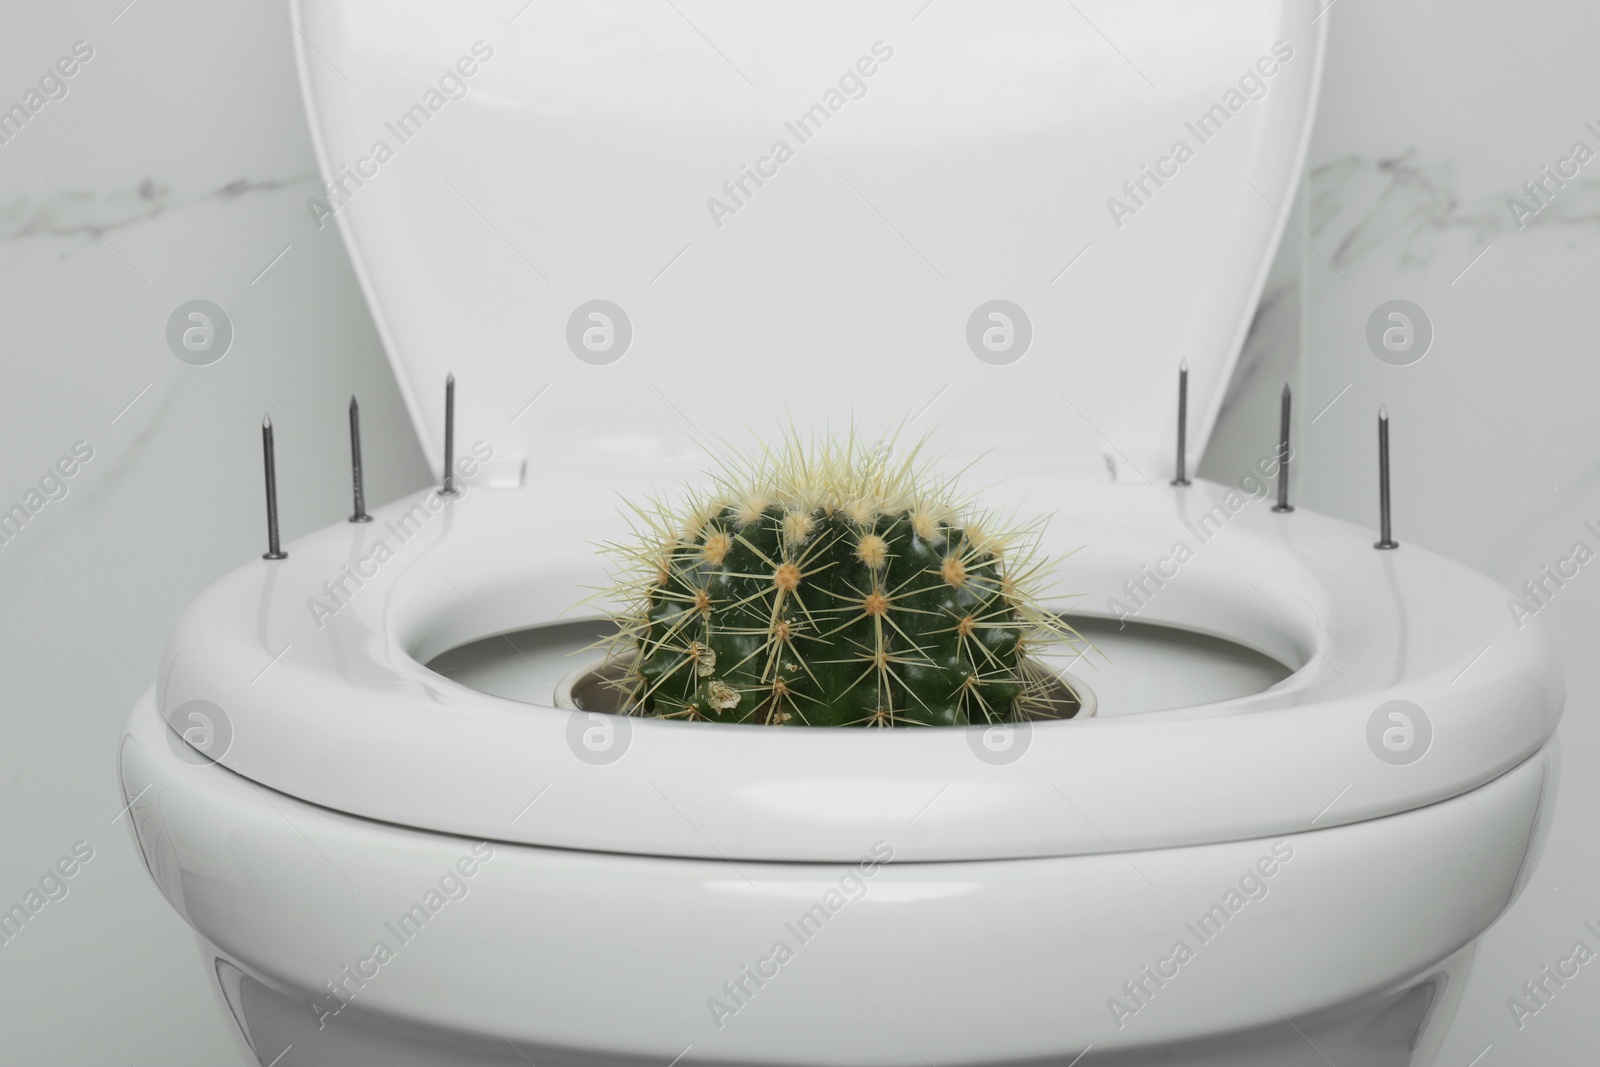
[294,0,1325,483]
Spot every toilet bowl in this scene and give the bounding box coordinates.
[121,2,1565,1064]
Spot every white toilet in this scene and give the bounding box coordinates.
[120,2,1565,1064]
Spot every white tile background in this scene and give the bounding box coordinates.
[0,0,1596,1062]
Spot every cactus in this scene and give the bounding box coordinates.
[600,433,1083,726]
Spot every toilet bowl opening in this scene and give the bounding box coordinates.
[424,616,1292,719]
[550,652,1093,720]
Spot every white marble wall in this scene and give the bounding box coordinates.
[3,0,1598,1063]
[1209,1,1600,1062]
[0,2,428,1064]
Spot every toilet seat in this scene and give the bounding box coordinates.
[156,464,1561,864]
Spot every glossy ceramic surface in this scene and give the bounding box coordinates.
[151,470,1562,863]
[291,0,1326,483]
[121,692,1556,1065]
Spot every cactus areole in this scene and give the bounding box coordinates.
[600,434,1083,727]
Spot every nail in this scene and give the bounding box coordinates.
[1172,360,1191,487]
[1375,405,1399,550]
[348,396,371,523]
[261,415,287,560]
[442,373,457,496]
[1272,384,1294,513]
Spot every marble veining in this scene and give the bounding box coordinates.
[1309,150,1600,273]
[0,173,315,245]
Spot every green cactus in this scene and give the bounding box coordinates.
[601,433,1083,726]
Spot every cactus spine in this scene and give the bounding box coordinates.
[601,434,1081,726]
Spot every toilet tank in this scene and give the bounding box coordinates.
[290,0,1325,482]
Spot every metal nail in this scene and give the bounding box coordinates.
[1172,360,1191,487]
[1375,405,1399,550]
[1272,384,1294,513]
[348,396,371,523]
[261,415,287,560]
[442,373,457,496]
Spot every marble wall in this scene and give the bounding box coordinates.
[1,0,1597,1063]
[1208,1,1600,1061]
[0,2,429,1063]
